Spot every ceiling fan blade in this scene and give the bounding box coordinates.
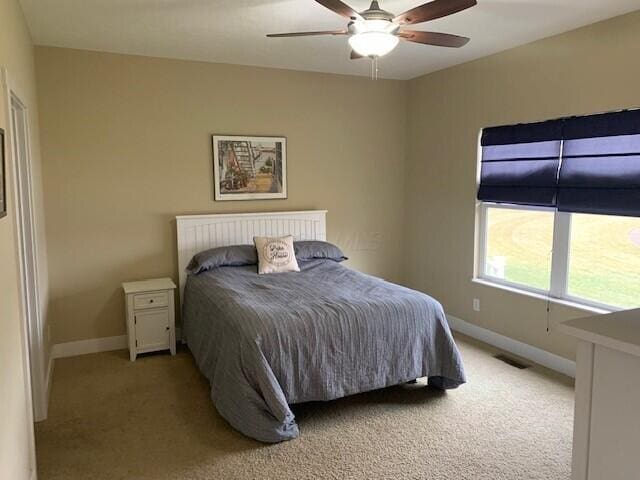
[267,30,348,38]
[393,0,477,25]
[399,30,470,47]
[350,50,364,60]
[315,0,362,20]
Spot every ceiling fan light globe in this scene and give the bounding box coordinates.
[353,19,395,34]
[348,31,399,57]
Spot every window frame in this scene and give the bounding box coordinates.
[475,201,625,313]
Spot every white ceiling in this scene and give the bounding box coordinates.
[19,0,640,80]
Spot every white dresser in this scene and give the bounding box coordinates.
[122,277,177,361]
[559,308,640,480]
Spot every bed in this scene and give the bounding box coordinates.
[177,211,466,442]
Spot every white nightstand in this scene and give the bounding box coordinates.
[122,277,177,362]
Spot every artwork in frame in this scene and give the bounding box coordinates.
[213,135,287,201]
[0,128,6,219]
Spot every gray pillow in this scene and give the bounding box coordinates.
[294,241,347,263]
[187,245,257,274]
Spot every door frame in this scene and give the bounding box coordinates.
[2,67,45,471]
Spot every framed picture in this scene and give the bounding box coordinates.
[213,135,287,201]
[0,128,6,219]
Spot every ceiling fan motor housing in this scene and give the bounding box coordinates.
[348,1,399,36]
[358,1,395,21]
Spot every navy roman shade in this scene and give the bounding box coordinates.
[478,119,563,207]
[558,110,640,216]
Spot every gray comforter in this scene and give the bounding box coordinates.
[182,259,466,443]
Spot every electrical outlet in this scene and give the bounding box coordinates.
[473,298,480,312]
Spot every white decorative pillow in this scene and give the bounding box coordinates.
[254,235,300,274]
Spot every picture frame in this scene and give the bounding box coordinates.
[212,135,287,201]
[0,128,6,219]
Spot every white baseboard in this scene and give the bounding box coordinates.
[52,335,128,359]
[51,328,183,359]
[51,320,575,377]
[45,352,54,405]
[447,314,576,378]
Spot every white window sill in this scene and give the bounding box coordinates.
[471,277,615,315]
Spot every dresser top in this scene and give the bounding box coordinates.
[558,308,640,358]
[122,277,177,295]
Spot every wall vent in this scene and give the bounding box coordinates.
[493,353,530,370]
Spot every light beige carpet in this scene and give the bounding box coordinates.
[36,335,574,480]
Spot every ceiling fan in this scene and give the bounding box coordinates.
[267,0,477,62]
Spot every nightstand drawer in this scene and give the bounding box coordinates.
[133,291,168,310]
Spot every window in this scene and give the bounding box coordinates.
[476,109,640,311]
[478,204,640,311]
[483,205,554,291]
[567,214,640,309]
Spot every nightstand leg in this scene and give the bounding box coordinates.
[130,350,136,362]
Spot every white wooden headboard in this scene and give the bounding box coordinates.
[176,210,327,300]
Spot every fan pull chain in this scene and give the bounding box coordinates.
[370,56,380,80]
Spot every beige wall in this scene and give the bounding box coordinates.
[405,11,640,360]
[35,47,407,344]
[0,0,48,478]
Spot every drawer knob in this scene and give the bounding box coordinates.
[150,299,154,303]
[166,326,170,331]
